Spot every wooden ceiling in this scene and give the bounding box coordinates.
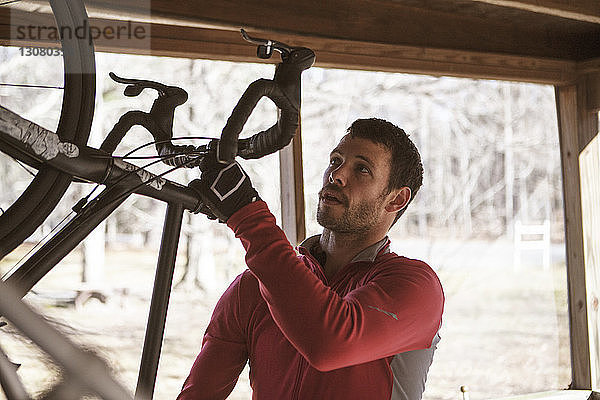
[0,1,598,84]
[79,0,600,85]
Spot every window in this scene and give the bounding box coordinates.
[0,52,571,399]
[300,68,570,399]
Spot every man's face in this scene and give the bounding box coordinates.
[317,135,394,233]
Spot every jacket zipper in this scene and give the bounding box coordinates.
[291,356,307,400]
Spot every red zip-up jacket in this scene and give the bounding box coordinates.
[178,201,444,400]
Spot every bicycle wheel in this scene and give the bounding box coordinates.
[0,0,96,260]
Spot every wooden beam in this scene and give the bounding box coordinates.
[556,83,590,390]
[577,60,600,111]
[278,125,306,246]
[82,19,579,85]
[0,9,582,84]
[472,0,600,24]
[85,0,600,60]
[578,58,600,75]
[585,72,600,112]
[579,133,600,390]
[556,76,600,389]
[578,71,600,391]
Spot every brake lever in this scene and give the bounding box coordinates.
[101,73,189,163]
[240,29,293,60]
[216,30,315,163]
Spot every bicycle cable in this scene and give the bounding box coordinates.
[77,152,205,219]
[2,152,182,277]
[89,136,216,160]
[0,135,43,177]
[3,208,78,279]
[14,158,37,177]
[123,136,215,159]
[4,141,207,276]
[75,138,210,213]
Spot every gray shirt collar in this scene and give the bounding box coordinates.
[299,235,390,263]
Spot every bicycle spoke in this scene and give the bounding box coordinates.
[0,0,96,259]
[2,208,76,279]
[0,82,64,90]
[14,158,37,177]
[0,0,22,6]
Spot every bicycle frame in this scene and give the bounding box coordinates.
[0,106,198,399]
[0,279,132,399]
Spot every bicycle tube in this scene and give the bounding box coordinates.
[0,0,96,260]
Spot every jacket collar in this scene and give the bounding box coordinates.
[299,235,390,264]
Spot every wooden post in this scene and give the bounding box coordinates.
[586,72,600,112]
[555,72,600,390]
[279,123,306,246]
[579,134,600,389]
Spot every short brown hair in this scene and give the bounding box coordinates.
[347,118,423,222]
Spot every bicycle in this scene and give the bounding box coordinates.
[0,1,315,398]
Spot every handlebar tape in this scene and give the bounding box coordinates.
[218,47,314,162]
[218,77,299,162]
[101,46,313,167]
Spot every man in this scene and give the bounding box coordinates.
[179,118,444,400]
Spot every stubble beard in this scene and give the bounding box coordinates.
[316,192,388,234]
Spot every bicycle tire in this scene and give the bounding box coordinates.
[0,0,96,260]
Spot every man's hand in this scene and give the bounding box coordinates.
[190,143,260,222]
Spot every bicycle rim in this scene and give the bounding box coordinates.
[0,0,96,260]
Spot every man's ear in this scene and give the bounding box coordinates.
[385,187,411,213]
